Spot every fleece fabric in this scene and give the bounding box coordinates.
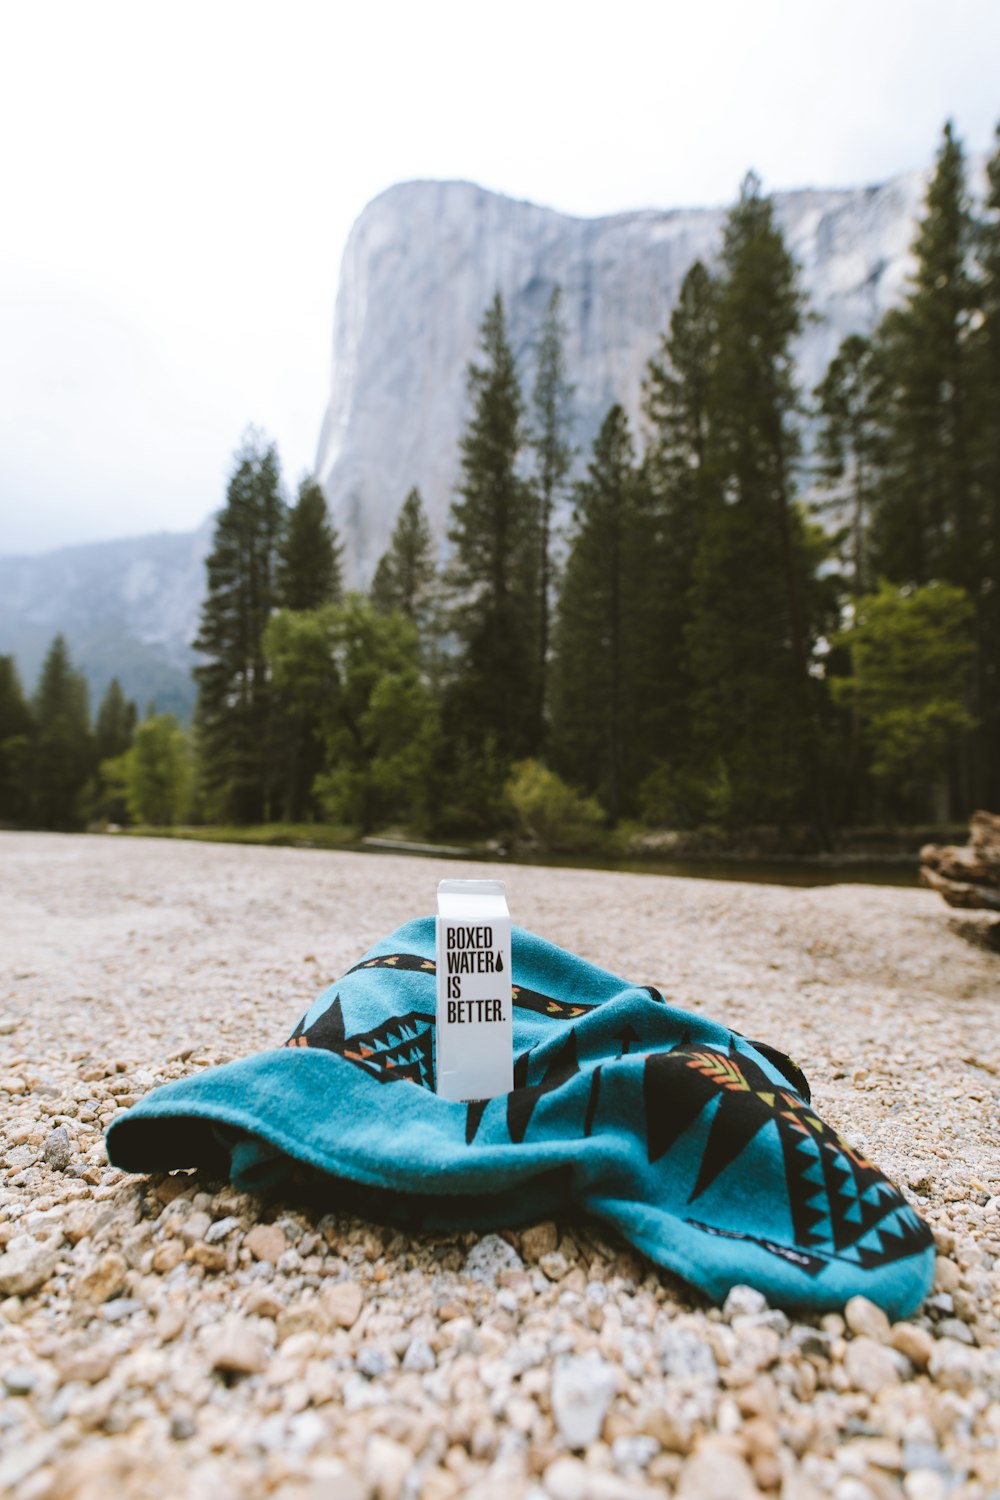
[106,918,934,1317]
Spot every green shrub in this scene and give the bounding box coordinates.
[505,760,604,851]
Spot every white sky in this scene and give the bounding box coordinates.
[1,0,998,555]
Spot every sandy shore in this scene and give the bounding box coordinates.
[0,831,997,1499]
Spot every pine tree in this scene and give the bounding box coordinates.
[639,260,718,775]
[551,405,637,821]
[0,656,33,826]
[370,487,436,630]
[92,677,137,824]
[527,287,575,746]
[94,678,137,762]
[279,478,343,610]
[193,432,287,822]
[686,174,829,828]
[813,333,882,596]
[444,293,539,768]
[271,476,343,820]
[871,122,978,588]
[31,634,93,829]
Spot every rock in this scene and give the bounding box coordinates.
[675,1445,762,1500]
[102,1296,142,1322]
[901,1443,952,1477]
[169,1411,197,1441]
[903,1473,949,1500]
[927,1337,984,1392]
[551,1350,619,1449]
[933,1256,961,1293]
[659,1324,718,1383]
[540,1250,570,1281]
[890,1321,935,1369]
[177,1210,212,1245]
[317,176,936,586]
[322,1278,363,1328]
[210,1317,270,1376]
[57,1348,115,1385]
[43,1125,72,1171]
[366,1433,412,1500]
[244,1223,286,1264]
[151,1240,185,1274]
[205,1215,242,1244]
[521,1221,559,1262]
[844,1296,891,1342]
[77,1250,127,1303]
[3,1366,37,1395]
[61,1203,95,1245]
[0,1239,59,1296]
[243,1286,285,1319]
[722,1285,767,1321]
[356,1345,393,1379]
[611,1435,660,1470]
[843,1336,900,1396]
[544,1456,663,1500]
[402,1336,436,1372]
[935,1317,975,1344]
[462,1232,524,1286]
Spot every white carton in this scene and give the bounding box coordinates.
[436,879,514,1103]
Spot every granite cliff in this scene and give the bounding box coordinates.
[315,173,927,585]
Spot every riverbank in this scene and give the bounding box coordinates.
[0,832,997,1498]
[112,819,973,888]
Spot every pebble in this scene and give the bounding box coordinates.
[462,1232,524,1285]
[0,1238,59,1296]
[902,1473,948,1500]
[205,1214,242,1243]
[723,1284,768,1320]
[244,1222,287,1263]
[366,1433,412,1500]
[935,1316,975,1344]
[551,1350,619,1448]
[659,1325,718,1383]
[401,1335,436,1372]
[77,1249,127,1303]
[927,1337,983,1391]
[890,1321,935,1369]
[843,1336,901,1396]
[356,1345,393,1379]
[521,1220,559,1261]
[210,1317,270,1376]
[3,1365,38,1395]
[322,1277,363,1328]
[675,1444,762,1500]
[844,1296,891,1342]
[43,1125,72,1171]
[544,1455,663,1500]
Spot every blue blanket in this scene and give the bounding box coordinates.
[106,918,934,1317]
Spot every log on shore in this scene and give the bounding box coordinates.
[920,810,1000,912]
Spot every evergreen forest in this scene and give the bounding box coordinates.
[3,122,999,853]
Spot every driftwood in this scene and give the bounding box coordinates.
[920,810,1000,912]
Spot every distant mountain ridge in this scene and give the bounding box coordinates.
[0,523,211,721]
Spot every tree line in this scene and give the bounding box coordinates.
[2,119,998,843]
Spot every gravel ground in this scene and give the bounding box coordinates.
[0,830,998,1500]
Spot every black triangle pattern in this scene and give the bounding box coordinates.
[507,1031,580,1144]
[854,1206,934,1269]
[643,1047,720,1165]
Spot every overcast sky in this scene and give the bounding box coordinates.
[1,0,998,555]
